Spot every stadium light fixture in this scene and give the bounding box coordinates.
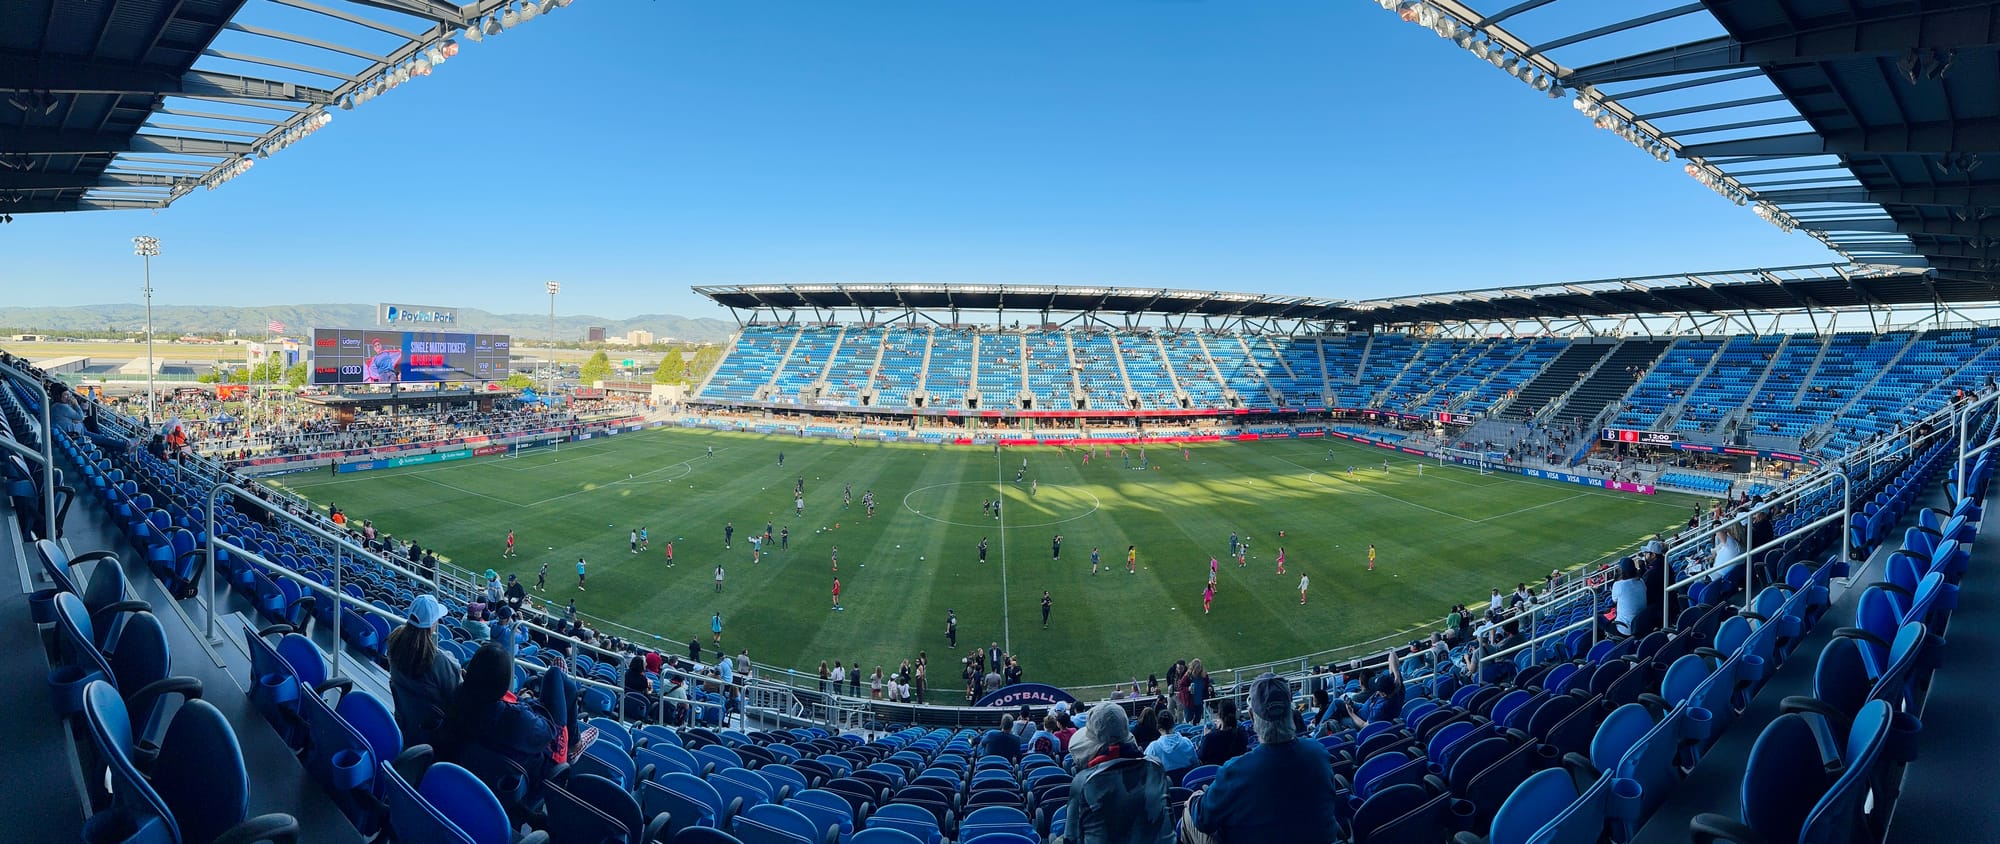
[483,15,503,35]
[465,23,483,42]
[133,236,161,421]
[501,4,520,29]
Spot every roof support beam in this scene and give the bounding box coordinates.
[1564,4,2000,86]
[0,198,165,213]
[0,126,252,155]
[1526,3,1706,59]
[1607,69,1766,99]
[1760,185,2000,206]
[1814,217,2000,238]
[1679,117,2000,158]
[0,52,335,104]
[0,172,194,190]
[1635,94,1790,121]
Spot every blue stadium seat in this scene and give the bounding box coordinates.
[382,760,549,844]
[1688,701,1895,844]
[79,680,301,844]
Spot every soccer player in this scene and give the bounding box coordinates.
[535,560,548,591]
[1229,532,1239,556]
[724,521,734,550]
[978,537,988,564]
[1051,534,1061,561]
[1090,546,1100,574]
[639,527,648,551]
[1275,547,1287,575]
[982,499,991,516]
[1030,478,1038,496]
[1041,591,1052,629]
[630,529,638,554]
[780,527,789,550]
[707,445,713,457]
[778,451,784,466]
[750,533,763,564]
[504,529,516,558]
[575,557,587,591]
[714,564,725,592]
[946,610,958,648]
[1383,459,1391,472]
[830,546,838,572]
[1300,572,1310,604]
[1015,467,1025,483]
[1416,463,1424,477]
[664,541,674,567]
[712,612,723,646]
[795,494,805,516]
[1127,545,1137,574]
[831,578,842,611]
[1368,544,1377,572]
[1203,582,1215,615]
[991,498,999,521]
[1209,556,1219,591]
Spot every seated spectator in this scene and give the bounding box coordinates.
[1142,713,1196,783]
[1185,674,1338,843]
[1343,649,1406,728]
[435,643,578,800]
[1013,705,1038,742]
[981,715,1024,760]
[1195,698,1248,766]
[462,602,490,643]
[1601,556,1649,638]
[387,595,460,748]
[1061,702,1171,844]
[1131,705,1162,751]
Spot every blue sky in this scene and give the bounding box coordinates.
[4,0,1841,321]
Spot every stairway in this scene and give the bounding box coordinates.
[1496,342,1615,422]
[1548,339,1673,425]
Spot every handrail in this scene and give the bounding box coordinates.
[203,482,730,717]
[1957,391,2000,505]
[0,359,60,536]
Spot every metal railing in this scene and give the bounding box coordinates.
[203,482,728,726]
[0,360,60,536]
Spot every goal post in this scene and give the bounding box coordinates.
[510,437,559,458]
[1439,446,1498,476]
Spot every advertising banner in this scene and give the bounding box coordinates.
[975,683,1079,709]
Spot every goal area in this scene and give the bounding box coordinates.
[1438,447,1501,475]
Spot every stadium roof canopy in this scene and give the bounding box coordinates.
[1398,0,2000,283]
[694,262,2000,327]
[0,0,569,216]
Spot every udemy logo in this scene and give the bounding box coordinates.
[384,305,456,325]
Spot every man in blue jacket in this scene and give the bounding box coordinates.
[1184,673,1337,843]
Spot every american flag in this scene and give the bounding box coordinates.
[268,320,284,334]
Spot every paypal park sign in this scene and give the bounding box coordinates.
[378,303,459,326]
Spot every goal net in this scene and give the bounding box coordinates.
[510,438,560,458]
[1439,447,1499,476]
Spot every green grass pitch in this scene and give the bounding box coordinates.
[272,428,1700,696]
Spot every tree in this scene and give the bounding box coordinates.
[284,362,308,388]
[579,349,613,385]
[654,347,685,384]
[503,372,535,390]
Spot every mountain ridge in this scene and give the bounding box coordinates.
[0,304,736,344]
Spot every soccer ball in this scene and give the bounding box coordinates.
[919,556,925,561]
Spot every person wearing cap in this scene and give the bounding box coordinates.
[1184,673,1337,844]
[483,570,503,605]
[504,574,526,610]
[1059,702,1170,844]
[462,601,491,644]
[387,595,461,748]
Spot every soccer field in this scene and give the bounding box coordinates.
[273,428,1700,696]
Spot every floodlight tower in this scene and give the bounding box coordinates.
[132,236,162,421]
[545,280,561,387]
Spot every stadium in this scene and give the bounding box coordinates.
[3,1,1999,844]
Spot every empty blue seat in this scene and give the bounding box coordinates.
[79,680,301,844]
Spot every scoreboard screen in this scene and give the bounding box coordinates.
[1600,428,1680,446]
[311,329,511,385]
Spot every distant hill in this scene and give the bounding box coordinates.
[0,304,737,344]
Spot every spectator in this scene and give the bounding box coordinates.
[1131,705,1162,750]
[1196,698,1248,766]
[1184,674,1338,844]
[1343,649,1406,728]
[504,574,526,609]
[461,603,490,644]
[435,643,578,800]
[1012,706,1038,743]
[1029,716,1063,757]
[386,595,459,748]
[1184,659,1211,724]
[1603,557,1648,638]
[981,715,1024,760]
[1142,713,1197,783]
[1061,702,1171,844]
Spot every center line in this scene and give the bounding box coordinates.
[995,449,1011,656]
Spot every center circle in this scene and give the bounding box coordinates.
[900,480,1102,528]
